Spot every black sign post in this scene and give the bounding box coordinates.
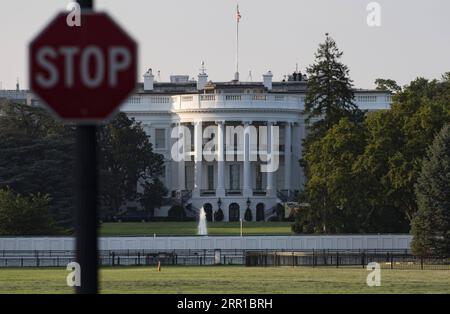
[30,0,136,293]
[75,0,98,294]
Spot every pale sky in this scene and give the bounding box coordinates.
[1,0,449,90]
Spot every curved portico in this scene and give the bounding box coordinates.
[172,107,301,221]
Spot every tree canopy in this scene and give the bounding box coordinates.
[411,124,450,256]
[304,33,360,143]
[0,102,166,231]
[97,112,165,216]
[295,42,450,234]
[0,188,58,236]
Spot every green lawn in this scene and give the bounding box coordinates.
[99,221,293,236]
[0,266,449,294]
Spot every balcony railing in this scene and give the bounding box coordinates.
[253,190,267,196]
[170,94,306,111]
[226,189,242,196]
[200,189,216,196]
[121,92,391,113]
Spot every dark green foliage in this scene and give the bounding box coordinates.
[291,218,303,234]
[0,103,75,227]
[356,74,450,226]
[244,208,252,222]
[297,50,450,234]
[0,188,60,235]
[140,178,167,216]
[98,112,165,216]
[214,208,224,222]
[411,125,450,256]
[295,118,369,233]
[375,78,402,93]
[0,102,165,231]
[168,205,186,221]
[274,203,285,221]
[304,33,360,144]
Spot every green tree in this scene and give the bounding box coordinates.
[98,112,165,216]
[0,102,76,227]
[140,178,167,215]
[355,75,450,226]
[351,110,411,232]
[244,208,253,222]
[298,34,364,233]
[411,125,450,256]
[168,205,186,221]
[214,209,224,222]
[294,118,367,233]
[0,102,166,230]
[0,188,59,235]
[375,78,401,93]
[296,74,450,234]
[0,101,73,139]
[304,33,360,143]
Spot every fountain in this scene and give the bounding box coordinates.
[197,207,208,236]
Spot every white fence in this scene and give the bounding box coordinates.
[0,235,412,251]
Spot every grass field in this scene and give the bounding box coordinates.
[1,266,449,294]
[99,222,293,236]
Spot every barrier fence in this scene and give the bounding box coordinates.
[0,249,448,270]
[244,250,450,270]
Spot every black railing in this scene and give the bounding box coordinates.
[200,189,216,196]
[0,249,448,270]
[245,250,450,270]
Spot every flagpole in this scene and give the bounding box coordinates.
[235,4,239,81]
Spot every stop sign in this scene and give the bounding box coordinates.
[29,12,137,123]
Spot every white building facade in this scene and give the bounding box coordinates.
[119,68,392,221]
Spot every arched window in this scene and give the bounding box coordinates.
[228,203,240,222]
[203,203,213,222]
[256,203,265,221]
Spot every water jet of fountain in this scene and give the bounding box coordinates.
[198,207,208,236]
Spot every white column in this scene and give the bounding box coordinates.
[177,123,186,191]
[266,121,275,197]
[193,121,203,198]
[243,121,252,197]
[216,121,225,197]
[284,122,292,193]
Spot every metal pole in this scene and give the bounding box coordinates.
[76,0,97,295]
[235,4,239,81]
[75,125,98,293]
[236,12,239,75]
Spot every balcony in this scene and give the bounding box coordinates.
[172,94,305,111]
[121,91,392,113]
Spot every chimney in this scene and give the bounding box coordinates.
[197,61,208,90]
[143,68,154,91]
[263,71,273,90]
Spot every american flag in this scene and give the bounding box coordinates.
[236,5,242,23]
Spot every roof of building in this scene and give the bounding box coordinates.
[136,80,388,95]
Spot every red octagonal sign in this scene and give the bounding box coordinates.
[30,12,137,123]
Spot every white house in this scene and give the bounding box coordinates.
[119,66,392,221]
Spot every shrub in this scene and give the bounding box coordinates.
[274,203,285,221]
[167,205,186,221]
[0,188,60,235]
[244,208,253,222]
[214,208,224,222]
